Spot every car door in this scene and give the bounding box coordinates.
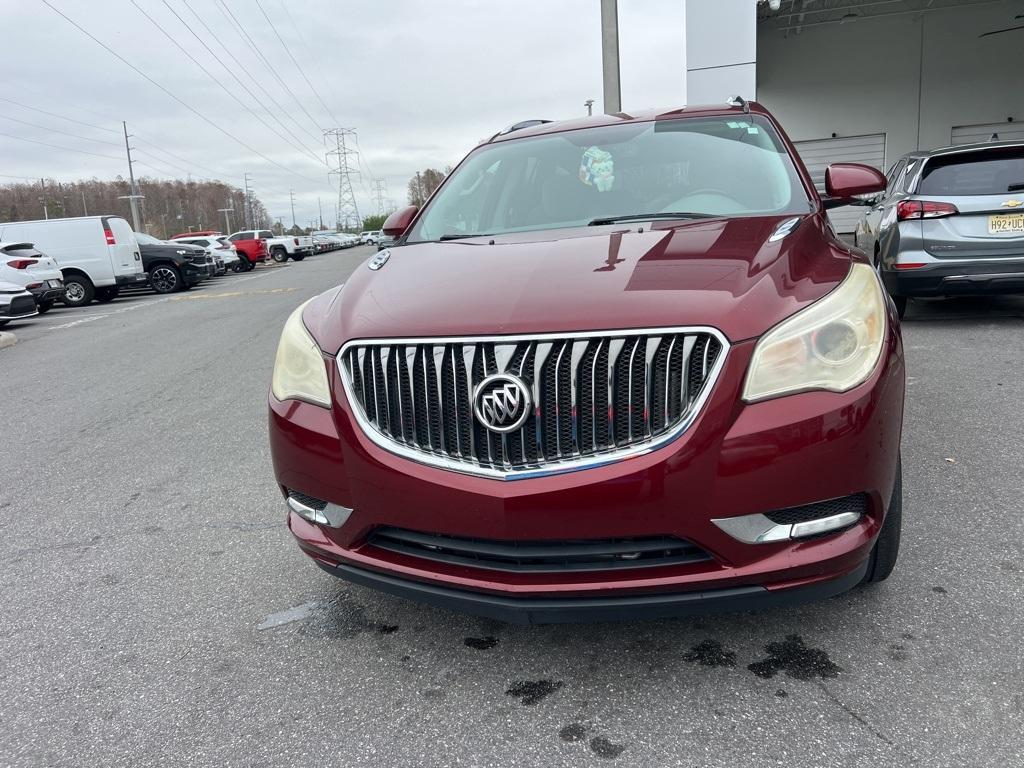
[858,159,904,253]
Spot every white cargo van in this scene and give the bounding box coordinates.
[0,216,146,307]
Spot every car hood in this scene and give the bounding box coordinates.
[304,215,854,353]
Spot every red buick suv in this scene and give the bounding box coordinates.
[269,101,905,624]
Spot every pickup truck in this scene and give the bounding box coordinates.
[229,229,314,263]
[224,230,271,271]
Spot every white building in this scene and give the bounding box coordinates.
[679,0,1023,231]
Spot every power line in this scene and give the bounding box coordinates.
[159,0,326,163]
[179,0,322,147]
[0,113,123,148]
[213,0,326,137]
[254,0,341,128]
[129,0,326,168]
[40,0,331,188]
[0,131,122,161]
[0,95,120,135]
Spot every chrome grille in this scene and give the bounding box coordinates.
[338,328,727,479]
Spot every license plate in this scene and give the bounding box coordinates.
[988,213,1024,234]
[48,279,63,288]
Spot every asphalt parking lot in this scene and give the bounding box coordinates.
[1,245,1022,767]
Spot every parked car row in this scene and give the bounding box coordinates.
[0,215,357,328]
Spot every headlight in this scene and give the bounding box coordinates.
[743,263,886,402]
[271,301,331,407]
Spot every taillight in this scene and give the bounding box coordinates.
[293,238,299,245]
[896,200,958,220]
[6,259,34,269]
[104,228,116,245]
[26,282,43,290]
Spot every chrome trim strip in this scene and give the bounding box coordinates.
[712,509,862,544]
[286,496,353,528]
[336,326,730,481]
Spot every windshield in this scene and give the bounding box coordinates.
[407,115,810,242]
[135,232,162,245]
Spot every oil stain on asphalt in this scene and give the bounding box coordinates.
[506,680,564,705]
[748,635,841,680]
[682,639,737,667]
[558,724,627,760]
[464,636,499,650]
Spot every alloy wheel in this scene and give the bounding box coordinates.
[151,266,178,293]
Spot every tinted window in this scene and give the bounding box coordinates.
[259,230,274,239]
[918,147,1024,196]
[407,115,810,242]
[1,245,45,258]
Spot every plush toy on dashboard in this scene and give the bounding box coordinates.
[579,146,615,192]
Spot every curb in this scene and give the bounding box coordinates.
[0,331,16,350]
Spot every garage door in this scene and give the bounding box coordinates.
[951,122,1024,145]
[793,134,886,234]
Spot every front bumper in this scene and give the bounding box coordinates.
[270,325,904,621]
[182,265,206,285]
[883,259,1024,297]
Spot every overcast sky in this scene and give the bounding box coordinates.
[3,0,686,229]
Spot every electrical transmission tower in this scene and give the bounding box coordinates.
[372,178,389,215]
[324,128,361,230]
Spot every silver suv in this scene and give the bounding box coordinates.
[855,141,1024,317]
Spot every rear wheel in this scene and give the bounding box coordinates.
[95,287,120,303]
[36,300,54,314]
[149,264,182,294]
[62,275,94,308]
[863,459,902,583]
[271,247,288,263]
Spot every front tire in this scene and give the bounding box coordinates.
[95,287,120,303]
[863,459,902,583]
[149,264,182,294]
[292,254,305,262]
[62,275,95,308]
[36,300,54,314]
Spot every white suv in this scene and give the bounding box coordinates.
[0,242,64,313]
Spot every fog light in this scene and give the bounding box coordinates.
[286,491,353,528]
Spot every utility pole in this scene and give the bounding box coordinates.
[217,204,234,234]
[289,188,297,229]
[600,0,622,114]
[243,173,253,230]
[160,212,168,239]
[324,128,361,232]
[81,190,88,216]
[39,179,49,220]
[317,197,324,230]
[584,99,595,116]
[122,121,143,231]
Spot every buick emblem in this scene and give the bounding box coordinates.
[473,374,532,433]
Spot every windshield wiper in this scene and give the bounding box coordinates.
[438,232,494,241]
[588,212,718,226]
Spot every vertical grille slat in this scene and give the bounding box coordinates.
[338,329,725,477]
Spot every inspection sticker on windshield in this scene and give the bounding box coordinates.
[988,213,1024,234]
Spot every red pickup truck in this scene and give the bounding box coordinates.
[223,231,269,271]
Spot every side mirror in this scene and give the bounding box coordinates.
[382,205,419,237]
[823,163,886,207]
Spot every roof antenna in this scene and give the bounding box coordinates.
[726,95,750,114]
